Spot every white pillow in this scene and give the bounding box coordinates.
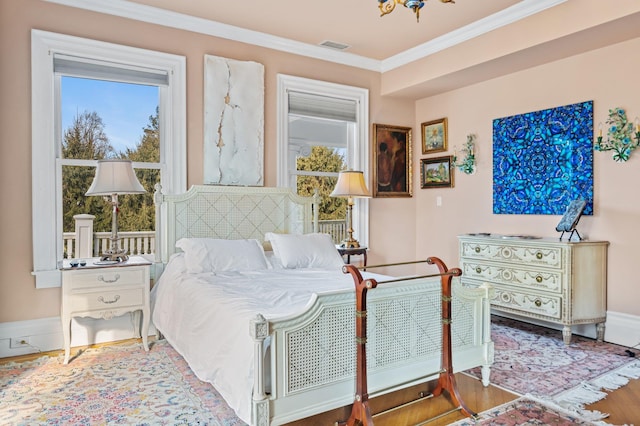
[265,232,345,269]
[175,238,269,273]
[264,251,284,269]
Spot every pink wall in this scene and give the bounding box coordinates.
[0,0,414,322]
[414,37,640,317]
[1,0,638,326]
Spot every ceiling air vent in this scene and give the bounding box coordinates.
[319,40,350,51]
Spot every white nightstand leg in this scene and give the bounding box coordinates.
[62,315,71,364]
[131,312,142,338]
[141,306,150,351]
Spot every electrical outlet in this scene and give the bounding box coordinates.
[10,337,30,348]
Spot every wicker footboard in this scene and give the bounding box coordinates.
[250,274,494,425]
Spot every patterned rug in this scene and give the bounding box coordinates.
[0,340,244,426]
[449,395,599,426]
[465,316,640,421]
[2,319,639,425]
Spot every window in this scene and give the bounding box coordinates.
[31,30,186,288]
[277,75,369,246]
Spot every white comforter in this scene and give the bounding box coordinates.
[150,254,374,424]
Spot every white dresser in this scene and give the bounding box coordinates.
[60,256,151,364]
[458,234,609,344]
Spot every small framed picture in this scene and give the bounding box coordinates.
[421,118,448,154]
[420,156,454,188]
[372,123,413,198]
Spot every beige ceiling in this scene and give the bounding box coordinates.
[127,0,522,60]
[50,0,640,98]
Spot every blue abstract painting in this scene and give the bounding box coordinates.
[493,101,593,215]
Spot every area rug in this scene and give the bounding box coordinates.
[2,324,639,426]
[465,316,640,421]
[0,340,245,425]
[449,395,599,426]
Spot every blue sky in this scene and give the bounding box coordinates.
[61,77,158,154]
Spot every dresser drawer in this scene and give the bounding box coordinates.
[68,287,144,311]
[460,240,563,269]
[462,262,563,293]
[491,286,561,319]
[64,267,147,290]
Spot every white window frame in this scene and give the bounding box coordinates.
[31,30,186,288]
[276,74,370,247]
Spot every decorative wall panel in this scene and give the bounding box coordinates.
[493,101,593,215]
[203,55,264,186]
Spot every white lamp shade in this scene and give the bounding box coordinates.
[330,170,371,198]
[85,159,146,196]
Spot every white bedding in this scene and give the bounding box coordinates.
[151,253,382,424]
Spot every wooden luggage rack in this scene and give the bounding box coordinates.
[337,257,478,425]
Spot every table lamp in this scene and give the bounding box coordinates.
[330,170,371,248]
[85,159,146,262]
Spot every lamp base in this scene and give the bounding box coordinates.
[340,239,361,249]
[99,249,129,263]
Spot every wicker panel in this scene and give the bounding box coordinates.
[369,299,413,368]
[451,295,475,348]
[413,294,443,357]
[287,304,355,393]
[367,293,443,369]
[172,190,310,242]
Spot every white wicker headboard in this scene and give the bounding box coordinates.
[154,185,319,264]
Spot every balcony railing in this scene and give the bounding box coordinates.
[63,216,346,259]
[63,231,156,259]
[318,219,347,244]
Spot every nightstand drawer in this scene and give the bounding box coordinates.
[462,262,563,293]
[461,241,563,269]
[65,267,147,290]
[69,287,144,311]
[491,286,561,319]
[60,256,151,364]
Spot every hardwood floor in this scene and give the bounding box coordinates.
[586,373,640,425]
[288,372,640,425]
[284,374,517,426]
[2,340,639,425]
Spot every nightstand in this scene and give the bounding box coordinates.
[337,246,368,268]
[60,256,151,364]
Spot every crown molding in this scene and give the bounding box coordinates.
[45,0,566,73]
[45,0,382,71]
[381,0,567,72]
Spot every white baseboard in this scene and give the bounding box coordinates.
[0,315,156,359]
[604,311,640,349]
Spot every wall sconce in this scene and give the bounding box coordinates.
[452,134,477,174]
[594,107,640,162]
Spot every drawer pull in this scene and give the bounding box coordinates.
[98,274,120,283]
[534,299,542,307]
[536,275,543,283]
[474,246,481,253]
[475,267,482,274]
[98,295,121,304]
[536,252,543,260]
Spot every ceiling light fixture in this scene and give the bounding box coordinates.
[378,0,454,22]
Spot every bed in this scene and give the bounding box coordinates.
[150,185,494,425]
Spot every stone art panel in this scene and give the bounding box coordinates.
[204,55,264,186]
